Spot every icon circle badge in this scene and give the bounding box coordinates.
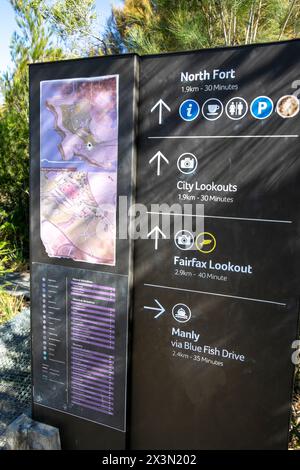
[202,98,223,121]
[195,232,216,254]
[225,97,248,120]
[179,99,200,121]
[250,96,273,119]
[174,230,194,250]
[177,152,198,175]
[172,303,192,323]
[276,95,300,118]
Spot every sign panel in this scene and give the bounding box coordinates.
[30,55,138,449]
[130,41,300,449]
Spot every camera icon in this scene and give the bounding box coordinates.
[175,230,194,250]
[177,153,198,174]
[180,157,195,170]
[177,234,192,245]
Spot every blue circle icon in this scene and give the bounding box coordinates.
[179,99,200,121]
[250,96,273,119]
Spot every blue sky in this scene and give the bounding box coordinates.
[0,0,122,74]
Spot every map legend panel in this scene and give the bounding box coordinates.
[32,263,128,431]
[70,279,116,350]
[71,347,115,416]
[70,279,116,417]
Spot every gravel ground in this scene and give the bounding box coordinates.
[0,307,31,446]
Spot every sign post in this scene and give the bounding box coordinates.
[130,41,300,449]
[30,55,138,449]
[30,40,300,450]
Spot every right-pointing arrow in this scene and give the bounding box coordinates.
[143,299,166,319]
[147,225,167,250]
[149,151,169,176]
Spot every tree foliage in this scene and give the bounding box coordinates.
[104,0,300,54]
[0,0,63,266]
[40,0,106,56]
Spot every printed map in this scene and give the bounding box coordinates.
[40,76,118,265]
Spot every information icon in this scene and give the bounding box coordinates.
[202,98,223,120]
[250,96,273,119]
[177,152,198,175]
[179,99,200,121]
[172,304,192,323]
[195,232,216,254]
[226,97,248,120]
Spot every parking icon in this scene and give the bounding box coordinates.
[179,99,200,121]
[250,96,273,119]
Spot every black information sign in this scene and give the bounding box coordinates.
[30,40,300,450]
[29,55,138,449]
[130,41,300,449]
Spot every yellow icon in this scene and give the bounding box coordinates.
[195,232,216,254]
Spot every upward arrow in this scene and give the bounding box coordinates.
[147,225,167,250]
[149,151,169,176]
[150,99,171,125]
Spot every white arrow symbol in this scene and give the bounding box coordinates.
[149,151,169,176]
[147,225,166,250]
[150,99,171,125]
[144,299,166,319]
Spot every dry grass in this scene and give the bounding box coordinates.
[0,288,26,325]
[289,367,300,450]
